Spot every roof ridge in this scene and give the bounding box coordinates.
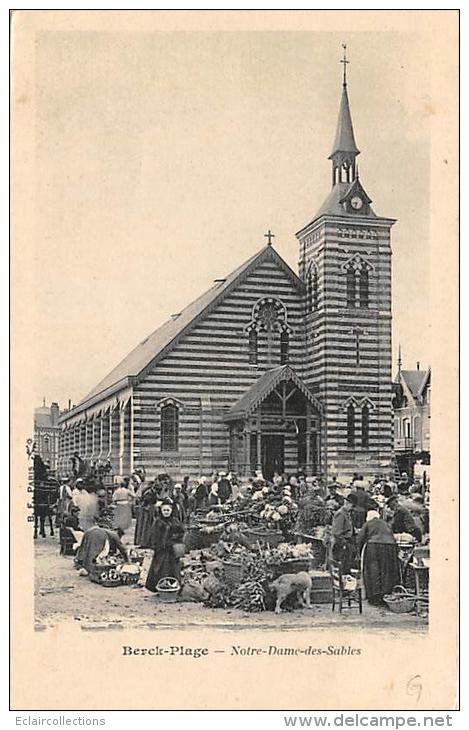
[68,244,301,416]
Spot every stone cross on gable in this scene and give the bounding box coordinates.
[264,229,275,246]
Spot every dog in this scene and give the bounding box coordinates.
[270,571,315,614]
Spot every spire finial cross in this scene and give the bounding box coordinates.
[264,229,275,246]
[340,43,349,86]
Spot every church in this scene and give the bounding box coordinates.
[59,57,395,482]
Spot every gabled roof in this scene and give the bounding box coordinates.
[296,181,377,233]
[400,370,430,400]
[69,245,303,416]
[329,83,360,158]
[417,369,431,398]
[343,177,372,205]
[391,381,402,402]
[224,365,323,421]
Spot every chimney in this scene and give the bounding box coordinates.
[50,402,60,426]
[416,361,420,371]
[68,399,72,411]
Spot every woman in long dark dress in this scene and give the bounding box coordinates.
[356,510,401,605]
[134,482,157,548]
[145,500,185,593]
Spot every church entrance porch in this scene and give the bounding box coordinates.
[225,365,323,479]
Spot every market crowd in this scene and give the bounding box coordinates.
[33,451,430,613]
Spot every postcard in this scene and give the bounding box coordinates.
[10,10,459,710]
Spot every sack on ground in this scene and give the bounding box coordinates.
[179,580,208,603]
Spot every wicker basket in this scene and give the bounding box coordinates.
[383,585,416,613]
[119,564,141,585]
[89,564,123,587]
[184,525,222,551]
[156,577,180,602]
[271,558,312,578]
[223,560,246,587]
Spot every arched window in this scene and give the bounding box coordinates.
[249,329,258,365]
[359,268,369,308]
[312,267,319,311]
[306,272,312,313]
[347,404,355,449]
[346,265,356,307]
[161,403,179,452]
[247,297,291,366]
[306,265,319,313]
[280,330,289,364]
[361,405,370,449]
[43,436,50,452]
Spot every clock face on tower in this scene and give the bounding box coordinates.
[350,196,363,210]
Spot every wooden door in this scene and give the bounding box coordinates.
[261,434,285,480]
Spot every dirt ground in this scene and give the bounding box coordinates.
[35,534,427,633]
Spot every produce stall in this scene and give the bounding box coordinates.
[66,473,430,619]
[177,537,323,612]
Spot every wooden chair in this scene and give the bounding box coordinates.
[330,560,363,614]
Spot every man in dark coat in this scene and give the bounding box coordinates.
[172,484,187,523]
[195,477,209,509]
[386,496,422,541]
[352,483,379,529]
[181,476,190,511]
[397,472,412,496]
[331,493,357,572]
[134,481,157,548]
[217,473,232,504]
[327,483,345,507]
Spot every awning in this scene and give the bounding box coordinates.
[59,389,132,428]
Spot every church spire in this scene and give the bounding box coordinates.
[329,45,360,187]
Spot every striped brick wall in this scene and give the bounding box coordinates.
[133,254,305,479]
[298,216,394,479]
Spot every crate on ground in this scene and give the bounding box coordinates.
[270,557,312,578]
[223,559,246,587]
[310,571,333,603]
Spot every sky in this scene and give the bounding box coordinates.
[31,29,431,408]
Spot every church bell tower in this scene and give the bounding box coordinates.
[296,47,396,480]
